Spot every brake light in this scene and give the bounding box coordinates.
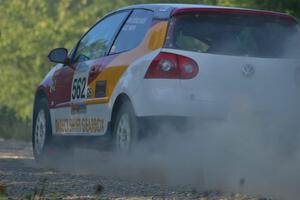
[144,52,199,79]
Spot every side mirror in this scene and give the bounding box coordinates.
[48,48,69,64]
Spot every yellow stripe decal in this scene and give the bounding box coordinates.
[88,21,168,104]
[85,97,110,105]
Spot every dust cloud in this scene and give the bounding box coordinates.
[44,102,300,200]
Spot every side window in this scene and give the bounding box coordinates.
[73,11,129,63]
[110,9,153,54]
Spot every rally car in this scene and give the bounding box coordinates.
[33,4,300,161]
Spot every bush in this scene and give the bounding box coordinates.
[0,106,31,141]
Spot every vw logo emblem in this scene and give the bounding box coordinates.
[242,64,255,77]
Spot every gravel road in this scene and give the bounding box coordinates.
[0,139,266,199]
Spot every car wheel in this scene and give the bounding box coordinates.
[32,98,53,162]
[33,98,74,163]
[113,101,139,153]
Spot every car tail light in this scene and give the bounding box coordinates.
[144,52,199,79]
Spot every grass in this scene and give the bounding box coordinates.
[0,121,31,141]
[0,106,31,141]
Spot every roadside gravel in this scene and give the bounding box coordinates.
[0,139,265,199]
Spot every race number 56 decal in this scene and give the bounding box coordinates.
[71,62,90,102]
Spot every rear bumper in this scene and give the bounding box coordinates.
[131,80,229,120]
[130,80,300,121]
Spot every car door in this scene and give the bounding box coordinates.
[51,10,130,135]
[50,63,74,108]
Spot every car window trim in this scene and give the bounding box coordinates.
[70,9,132,64]
[108,8,154,56]
[106,9,134,56]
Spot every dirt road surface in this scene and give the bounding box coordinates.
[0,139,266,199]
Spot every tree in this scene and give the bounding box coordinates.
[0,0,299,139]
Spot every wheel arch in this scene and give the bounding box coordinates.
[34,88,48,107]
[33,87,49,119]
[110,93,133,128]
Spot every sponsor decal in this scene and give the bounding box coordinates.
[55,117,104,134]
[95,80,106,98]
[70,103,86,114]
[127,17,148,25]
[122,17,148,32]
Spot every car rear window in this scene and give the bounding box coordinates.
[165,12,300,58]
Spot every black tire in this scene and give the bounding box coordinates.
[32,98,53,162]
[33,98,74,164]
[112,101,139,153]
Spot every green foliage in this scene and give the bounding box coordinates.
[0,106,31,140]
[0,0,128,120]
[0,0,299,139]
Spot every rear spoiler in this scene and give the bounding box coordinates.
[171,7,297,22]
